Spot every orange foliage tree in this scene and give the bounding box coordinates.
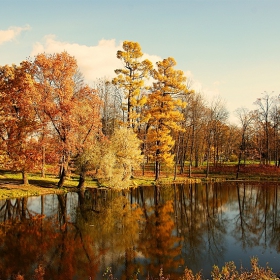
[31,52,103,188]
[0,62,41,184]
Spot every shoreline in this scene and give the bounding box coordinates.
[1,174,280,200]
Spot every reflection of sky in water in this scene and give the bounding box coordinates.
[26,193,78,221]
[200,200,280,278]
[176,196,280,278]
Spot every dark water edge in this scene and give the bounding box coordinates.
[0,181,280,279]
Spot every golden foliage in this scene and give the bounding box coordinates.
[113,41,153,126]
[97,127,143,188]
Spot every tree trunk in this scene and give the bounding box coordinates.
[173,135,181,180]
[77,171,86,189]
[22,170,29,185]
[236,151,242,179]
[155,160,160,181]
[206,147,211,178]
[189,126,195,178]
[41,146,46,178]
[58,155,69,188]
[58,166,67,188]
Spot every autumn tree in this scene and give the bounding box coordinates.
[143,57,191,180]
[181,92,208,176]
[204,97,228,177]
[235,108,255,178]
[32,52,102,188]
[0,62,40,184]
[112,41,153,128]
[94,78,123,136]
[72,86,103,189]
[270,101,280,166]
[254,92,275,164]
[97,127,143,188]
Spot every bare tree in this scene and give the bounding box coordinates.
[205,97,228,177]
[94,78,123,136]
[254,92,275,164]
[235,108,255,179]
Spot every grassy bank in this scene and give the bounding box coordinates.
[1,163,280,200]
[0,171,98,199]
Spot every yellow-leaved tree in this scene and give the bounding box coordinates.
[144,57,192,180]
[97,127,143,188]
[112,41,153,128]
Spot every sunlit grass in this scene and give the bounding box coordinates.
[1,171,99,187]
[0,170,99,199]
[1,160,280,200]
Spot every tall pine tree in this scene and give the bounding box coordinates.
[144,57,191,180]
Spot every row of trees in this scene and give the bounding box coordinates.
[0,41,279,187]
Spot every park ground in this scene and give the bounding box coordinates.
[1,163,280,200]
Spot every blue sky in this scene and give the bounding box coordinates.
[1,0,280,124]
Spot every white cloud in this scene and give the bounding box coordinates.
[0,25,30,45]
[30,35,221,111]
[184,70,203,92]
[31,36,162,85]
[31,36,123,83]
[183,71,221,97]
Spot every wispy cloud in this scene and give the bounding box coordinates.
[183,70,218,98]
[0,25,31,45]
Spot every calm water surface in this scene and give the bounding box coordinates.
[1,181,280,279]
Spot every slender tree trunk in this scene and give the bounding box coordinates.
[195,146,199,167]
[206,158,209,178]
[155,160,160,181]
[188,125,195,177]
[179,136,186,174]
[237,134,245,179]
[173,135,181,180]
[41,146,46,178]
[205,129,212,178]
[181,131,190,174]
[236,151,242,179]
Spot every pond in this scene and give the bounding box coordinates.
[0,181,280,279]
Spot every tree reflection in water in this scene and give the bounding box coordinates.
[0,181,280,279]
